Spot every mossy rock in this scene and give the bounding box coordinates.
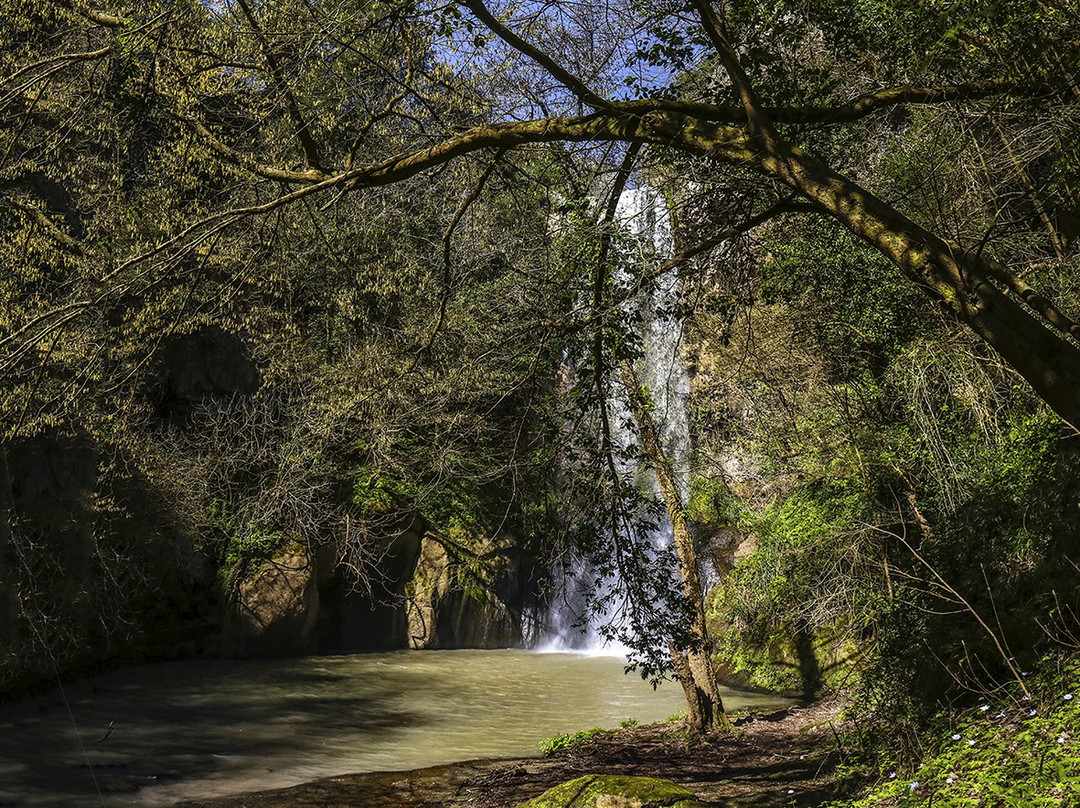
[516,775,706,808]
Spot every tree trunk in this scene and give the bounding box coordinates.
[620,364,727,732]
[758,142,1080,427]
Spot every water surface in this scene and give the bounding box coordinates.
[0,650,789,806]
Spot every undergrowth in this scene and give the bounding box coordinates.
[829,655,1080,807]
[539,727,608,756]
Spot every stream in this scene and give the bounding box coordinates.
[0,650,789,807]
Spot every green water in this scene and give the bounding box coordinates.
[0,650,789,806]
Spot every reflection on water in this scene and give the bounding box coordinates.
[0,650,789,807]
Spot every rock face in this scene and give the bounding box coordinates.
[315,515,425,652]
[225,515,525,657]
[224,548,320,657]
[516,776,706,808]
[406,536,450,648]
[406,533,523,650]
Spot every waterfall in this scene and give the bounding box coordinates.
[617,187,691,504]
[532,185,690,656]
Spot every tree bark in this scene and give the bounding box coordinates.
[620,364,727,732]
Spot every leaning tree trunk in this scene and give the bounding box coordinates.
[758,142,1080,428]
[620,364,728,732]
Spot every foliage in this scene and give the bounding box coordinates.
[709,476,874,694]
[1,0,1079,741]
[0,0,563,689]
[222,530,291,582]
[686,474,745,527]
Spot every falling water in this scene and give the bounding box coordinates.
[534,185,691,655]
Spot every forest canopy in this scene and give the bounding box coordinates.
[2,0,1078,424]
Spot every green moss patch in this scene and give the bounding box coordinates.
[516,775,705,808]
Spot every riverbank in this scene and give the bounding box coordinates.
[175,700,849,808]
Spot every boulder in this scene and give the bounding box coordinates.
[516,775,706,808]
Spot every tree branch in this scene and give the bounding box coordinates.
[0,46,112,91]
[171,110,326,183]
[459,0,612,110]
[777,80,1072,124]
[3,199,84,255]
[687,0,779,148]
[46,0,124,27]
[613,79,1071,127]
[967,250,1080,340]
[232,0,325,172]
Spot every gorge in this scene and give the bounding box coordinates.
[3,1,1079,805]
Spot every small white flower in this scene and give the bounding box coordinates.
[889,771,897,779]
[1022,671,1029,677]
[995,711,1006,719]
[787,789,795,795]
[952,733,961,741]
[946,776,955,784]
[979,705,990,712]
[1023,694,1031,701]
[1030,708,1038,717]
[1066,694,1074,701]
[1058,736,1066,744]
[967,739,976,747]
[909,781,919,791]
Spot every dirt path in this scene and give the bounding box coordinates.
[176,701,851,808]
